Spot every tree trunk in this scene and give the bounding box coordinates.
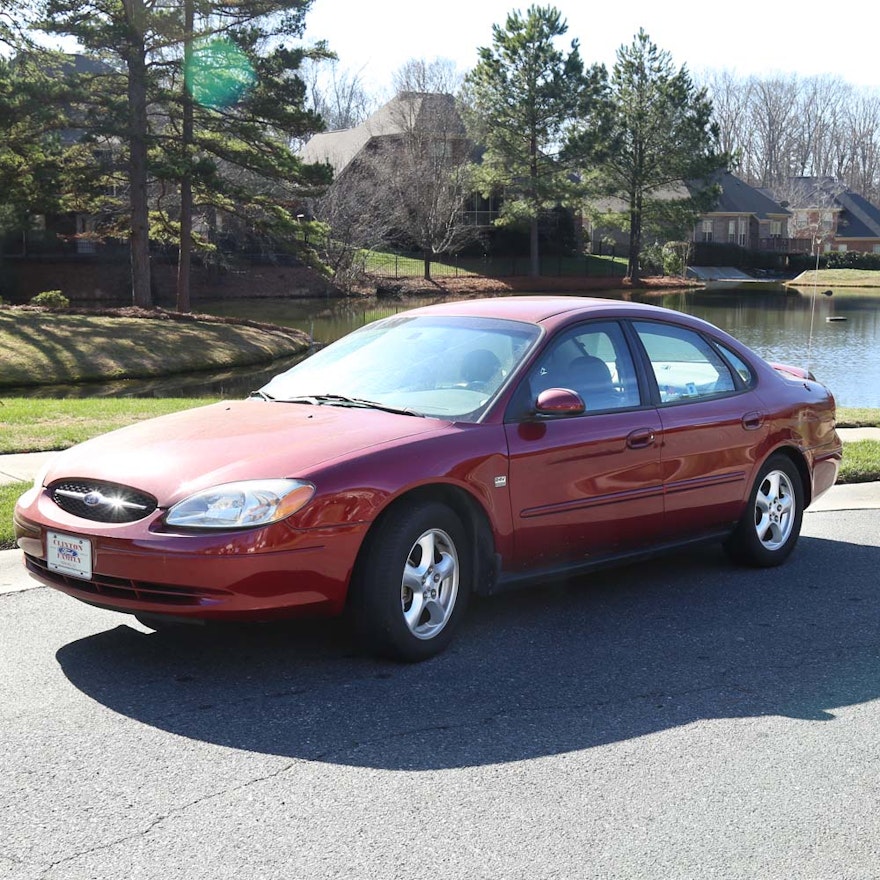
[627,202,642,281]
[124,0,151,307]
[176,0,194,313]
[529,217,540,278]
[529,134,540,278]
[423,249,432,280]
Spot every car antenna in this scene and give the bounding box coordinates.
[805,233,832,375]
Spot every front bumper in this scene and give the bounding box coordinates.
[14,495,368,621]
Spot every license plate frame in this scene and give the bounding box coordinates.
[46,531,93,580]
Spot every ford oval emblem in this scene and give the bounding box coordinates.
[83,492,103,508]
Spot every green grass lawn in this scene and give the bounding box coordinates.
[361,249,628,278]
[788,268,880,289]
[0,397,219,453]
[0,309,308,388]
[2,482,29,551]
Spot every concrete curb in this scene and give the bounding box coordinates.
[0,451,57,486]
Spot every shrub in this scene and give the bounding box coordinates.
[825,251,880,271]
[30,290,70,309]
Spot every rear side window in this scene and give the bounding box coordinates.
[633,321,737,404]
[714,341,756,387]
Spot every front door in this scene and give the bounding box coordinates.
[503,320,664,572]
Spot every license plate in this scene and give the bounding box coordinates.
[46,531,93,580]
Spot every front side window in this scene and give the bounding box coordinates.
[526,321,642,413]
[633,322,737,404]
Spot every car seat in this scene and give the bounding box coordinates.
[460,349,501,390]
[566,355,618,409]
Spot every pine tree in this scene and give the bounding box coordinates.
[37,0,331,307]
[567,30,726,280]
[463,5,600,277]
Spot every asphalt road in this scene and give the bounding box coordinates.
[3,507,880,879]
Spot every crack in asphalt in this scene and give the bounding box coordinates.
[34,756,310,878]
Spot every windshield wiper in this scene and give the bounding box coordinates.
[278,393,423,417]
[248,390,275,401]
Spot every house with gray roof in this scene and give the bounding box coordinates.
[693,171,796,252]
[781,177,880,254]
[298,92,501,228]
[299,91,469,181]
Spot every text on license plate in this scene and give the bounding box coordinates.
[46,531,93,580]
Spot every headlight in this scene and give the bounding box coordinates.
[165,479,315,529]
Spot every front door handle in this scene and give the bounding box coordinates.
[626,428,657,449]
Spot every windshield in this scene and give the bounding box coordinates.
[258,314,541,421]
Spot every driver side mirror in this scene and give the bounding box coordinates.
[535,387,585,416]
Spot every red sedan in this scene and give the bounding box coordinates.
[14,297,842,660]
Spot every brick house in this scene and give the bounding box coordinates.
[693,171,797,252]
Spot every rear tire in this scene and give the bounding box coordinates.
[725,454,804,567]
[350,501,471,662]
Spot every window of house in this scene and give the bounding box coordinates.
[770,220,782,238]
[701,219,713,242]
[728,220,736,242]
[838,244,847,252]
[738,219,748,246]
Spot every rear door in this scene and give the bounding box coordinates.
[630,320,767,538]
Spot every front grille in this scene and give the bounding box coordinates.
[25,554,231,606]
[49,479,158,523]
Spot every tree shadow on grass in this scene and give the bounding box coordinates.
[56,530,880,770]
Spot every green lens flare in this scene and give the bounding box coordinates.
[187,39,256,109]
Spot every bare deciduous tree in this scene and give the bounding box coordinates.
[377,93,478,279]
[301,58,375,137]
[701,70,880,204]
[391,57,463,97]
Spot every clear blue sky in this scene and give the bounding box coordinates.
[306,0,879,94]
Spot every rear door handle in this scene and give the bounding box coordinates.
[742,411,764,431]
[626,428,657,449]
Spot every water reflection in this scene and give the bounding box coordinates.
[16,287,879,406]
[200,287,879,407]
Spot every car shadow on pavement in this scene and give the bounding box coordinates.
[55,532,880,770]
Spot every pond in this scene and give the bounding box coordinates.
[198,285,880,408]
[19,285,880,407]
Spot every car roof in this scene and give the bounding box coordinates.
[403,295,680,325]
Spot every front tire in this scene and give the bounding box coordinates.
[350,501,471,661]
[725,454,804,567]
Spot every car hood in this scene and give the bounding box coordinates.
[42,400,446,504]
